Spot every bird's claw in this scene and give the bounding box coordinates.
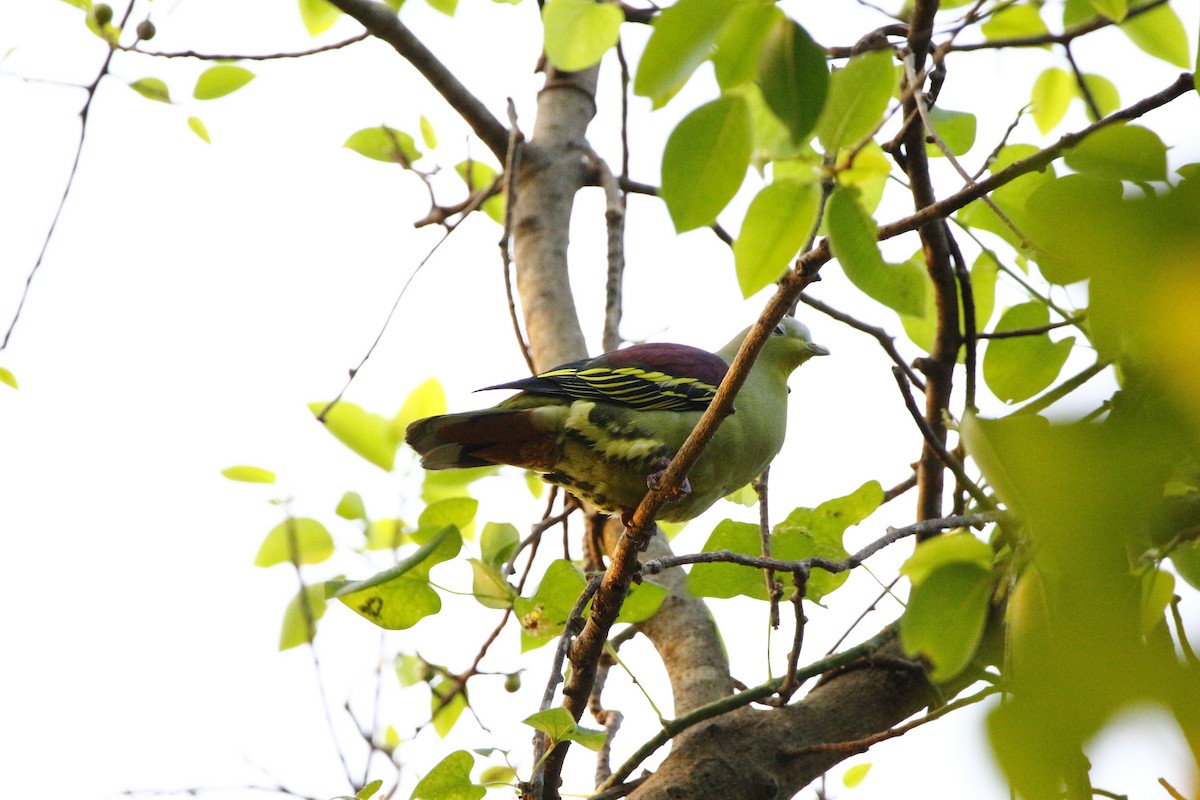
[647,458,691,502]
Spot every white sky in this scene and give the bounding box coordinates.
[2,0,1198,798]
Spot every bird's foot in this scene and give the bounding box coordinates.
[620,511,659,552]
[647,458,691,502]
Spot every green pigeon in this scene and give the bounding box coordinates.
[405,317,828,522]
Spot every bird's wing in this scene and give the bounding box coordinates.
[482,342,729,412]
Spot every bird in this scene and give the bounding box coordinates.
[405,317,829,523]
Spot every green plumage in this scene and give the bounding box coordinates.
[405,317,828,522]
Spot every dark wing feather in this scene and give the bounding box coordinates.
[480,343,729,411]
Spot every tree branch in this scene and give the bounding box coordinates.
[324,0,510,161]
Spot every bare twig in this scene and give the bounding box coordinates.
[799,294,925,390]
[125,32,369,60]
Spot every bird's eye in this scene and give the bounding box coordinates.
[773,324,786,335]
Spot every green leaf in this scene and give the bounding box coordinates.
[255,517,335,567]
[713,3,782,91]
[899,532,993,587]
[1089,0,1127,22]
[453,161,505,224]
[481,521,520,568]
[128,77,171,104]
[479,765,517,785]
[542,0,623,71]
[901,562,992,680]
[419,115,438,149]
[279,583,327,650]
[468,558,517,609]
[329,526,462,629]
[815,49,894,153]
[187,116,211,143]
[689,482,880,602]
[925,107,976,157]
[395,653,427,686]
[221,465,276,484]
[193,65,255,100]
[1030,67,1073,134]
[343,126,422,166]
[1063,123,1167,182]
[514,559,587,650]
[733,177,821,297]
[310,400,400,471]
[411,751,485,800]
[827,186,926,317]
[660,94,752,232]
[1078,73,1120,117]
[843,763,872,788]
[981,4,1051,41]
[757,18,829,144]
[431,678,468,737]
[1138,567,1174,636]
[357,779,383,800]
[336,491,366,521]
[425,0,458,16]
[633,0,738,107]
[616,579,668,623]
[419,497,478,540]
[397,377,448,436]
[0,366,16,389]
[687,520,766,599]
[523,708,608,751]
[421,466,499,503]
[365,518,408,550]
[1022,173,1130,285]
[298,0,341,35]
[957,144,1057,250]
[1170,538,1200,590]
[982,302,1075,403]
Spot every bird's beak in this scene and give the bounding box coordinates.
[808,342,831,356]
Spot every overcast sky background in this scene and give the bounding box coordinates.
[2,0,1198,798]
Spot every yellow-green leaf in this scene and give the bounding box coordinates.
[1063,123,1167,182]
[982,302,1075,403]
[901,562,992,680]
[335,491,366,521]
[193,65,255,100]
[633,0,737,107]
[279,584,327,650]
[712,3,782,91]
[661,94,752,232]
[1078,73,1120,117]
[1031,67,1073,134]
[412,751,484,800]
[298,0,341,35]
[1089,0,1127,22]
[981,4,1051,41]
[542,0,623,71]
[0,367,16,389]
[255,517,335,567]
[827,186,926,317]
[129,77,171,103]
[310,400,399,471]
[186,116,211,143]
[733,178,821,297]
[343,126,421,166]
[395,377,447,439]
[843,763,872,788]
[419,115,438,149]
[221,465,276,484]
[925,107,976,157]
[431,678,468,737]
[815,49,894,153]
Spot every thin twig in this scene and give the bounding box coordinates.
[799,294,925,390]
[124,32,369,60]
[1011,360,1110,417]
[891,368,994,509]
[978,317,1084,339]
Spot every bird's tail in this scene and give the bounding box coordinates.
[405,409,557,472]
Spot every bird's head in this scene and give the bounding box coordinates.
[758,316,830,373]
